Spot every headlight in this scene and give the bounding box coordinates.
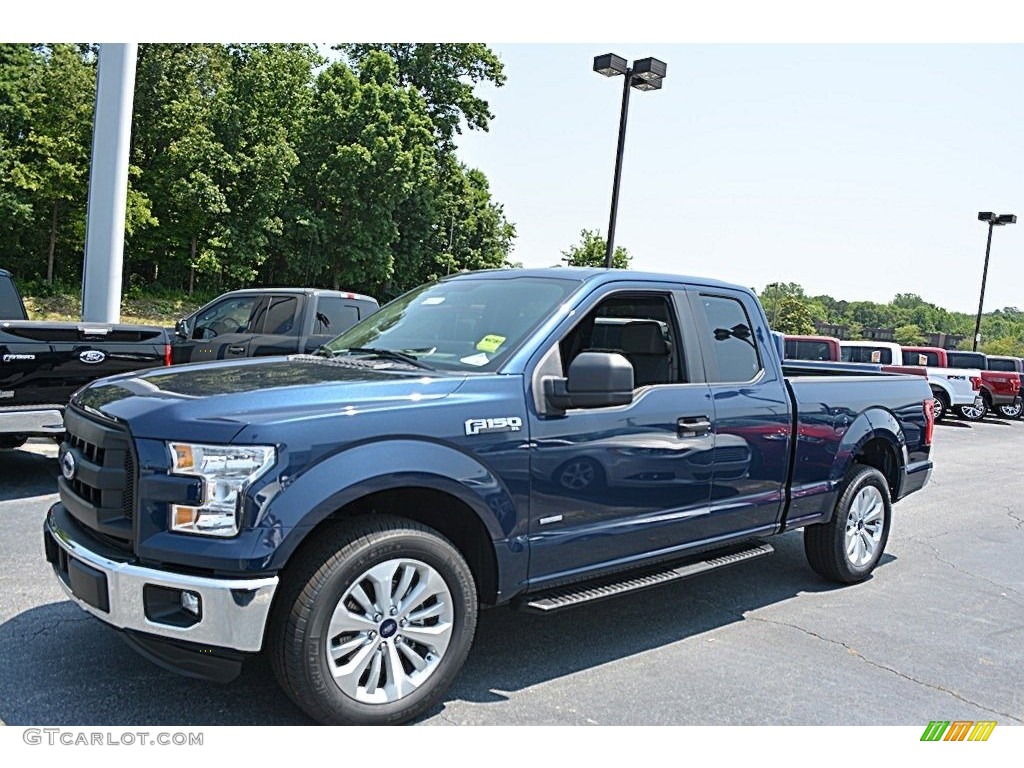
[168,443,276,537]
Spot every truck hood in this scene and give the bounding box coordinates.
[72,355,468,441]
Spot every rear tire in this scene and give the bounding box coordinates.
[997,401,1022,419]
[930,390,949,422]
[804,465,892,584]
[268,515,478,725]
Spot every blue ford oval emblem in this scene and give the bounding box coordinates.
[379,618,398,638]
[79,350,106,364]
[61,451,77,480]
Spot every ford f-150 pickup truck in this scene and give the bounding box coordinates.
[986,356,1024,418]
[0,269,171,450]
[171,287,379,364]
[43,268,934,725]
[902,347,1020,421]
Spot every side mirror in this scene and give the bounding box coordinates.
[544,352,634,412]
[174,318,189,339]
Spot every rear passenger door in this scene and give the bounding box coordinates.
[301,296,368,353]
[689,290,792,536]
[248,295,305,357]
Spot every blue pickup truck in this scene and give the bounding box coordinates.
[43,268,933,725]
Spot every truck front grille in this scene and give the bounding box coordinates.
[58,408,137,553]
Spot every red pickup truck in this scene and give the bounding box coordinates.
[983,355,1024,418]
[902,347,1021,421]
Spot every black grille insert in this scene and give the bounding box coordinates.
[59,408,137,552]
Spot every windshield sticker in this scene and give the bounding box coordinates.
[421,297,446,305]
[918,354,928,365]
[460,353,490,367]
[870,350,881,363]
[476,334,506,353]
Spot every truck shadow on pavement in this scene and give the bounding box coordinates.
[0,531,889,726]
[0,445,58,502]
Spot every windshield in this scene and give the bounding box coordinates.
[321,275,578,372]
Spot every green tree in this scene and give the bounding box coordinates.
[130,44,234,292]
[0,44,40,274]
[216,44,322,285]
[772,295,816,335]
[894,324,925,345]
[561,229,630,269]
[337,44,505,146]
[299,53,436,290]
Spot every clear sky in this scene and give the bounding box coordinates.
[8,4,1024,314]
[454,44,1024,314]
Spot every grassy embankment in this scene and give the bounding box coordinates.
[22,292,204,327]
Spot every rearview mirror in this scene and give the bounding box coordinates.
[544,352,634,412]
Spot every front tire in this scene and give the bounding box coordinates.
[268,515,478,725]
[957,401,986,421]
[804,465,892,584]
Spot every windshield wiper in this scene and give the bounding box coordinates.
[331,347,435,371]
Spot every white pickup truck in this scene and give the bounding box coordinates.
[839,341,983,421]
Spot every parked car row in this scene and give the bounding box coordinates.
[784,334,1023,421]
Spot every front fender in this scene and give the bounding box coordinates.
[254,439,525,578]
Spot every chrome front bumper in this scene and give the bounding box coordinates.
[45,507,278,653]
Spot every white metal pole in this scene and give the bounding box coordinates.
[81,43,137,323]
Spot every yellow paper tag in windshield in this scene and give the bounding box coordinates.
[476,334,506,353]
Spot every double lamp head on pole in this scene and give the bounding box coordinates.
[972,211,1016,351]
[593,53,668,268]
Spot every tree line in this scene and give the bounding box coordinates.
[760,282,1024,356]
[0,43,516,301]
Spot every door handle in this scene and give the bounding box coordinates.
[228,345,246,355]
[677,416,712,437]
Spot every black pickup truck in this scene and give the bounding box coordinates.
[171,287,378,364]
[44,267,933,725]
[0,269,170,449]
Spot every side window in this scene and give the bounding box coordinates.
[558,293,684,387]
[315,297,362,335]
[700,295,763,383]
[259,296,299,336]
[192,296,262,340]
[842,346,891,364]
[0,276,25,319]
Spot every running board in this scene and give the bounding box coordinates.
[517,542,774,614]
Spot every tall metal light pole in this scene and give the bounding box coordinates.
[973,212,1016,351]
[593,54,667,268]
[81,43,138,323]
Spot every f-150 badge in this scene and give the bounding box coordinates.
[465,417,523,436]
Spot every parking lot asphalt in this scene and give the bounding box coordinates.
[1,417,1022,726]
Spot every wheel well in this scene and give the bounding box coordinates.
[930,386,948,404]
[854,438,899,496]
[316,486,500,605]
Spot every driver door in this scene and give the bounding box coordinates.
[186,295,267,363]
